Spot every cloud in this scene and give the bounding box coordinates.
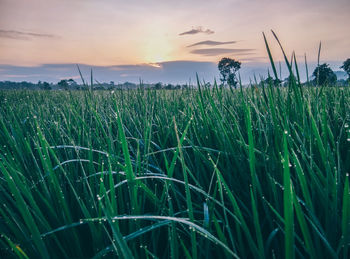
[0,29,56,40]
[187,40,237,47]
[190,48,255,56]
[1,73,46,78]
[179,26,214,36]
[0,62,219,84]
[239,57,268,62]
[0,60,338,85]
[109,63,162,71]
[148,63,163,68]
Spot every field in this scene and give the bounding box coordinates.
[0,83,349,258]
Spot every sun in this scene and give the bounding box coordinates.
[142,37,173,64]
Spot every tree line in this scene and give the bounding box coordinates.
[0,80,191,91]
[218,58,350,87]
[1,59,349,90]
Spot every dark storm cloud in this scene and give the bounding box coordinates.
[190,48,255,56]
[179,26,214,36]
[0,29,56,40]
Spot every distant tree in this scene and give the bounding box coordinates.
[58,79,69,90]
[165,84,174,90]
[154,82,162,90]
[57,79,77,90]
[340,58,350,81]
[218,58,241,88]
[227,74,237,88]
[121,82,136,89]
[263,76,282,86]
[312,63,337,86]
[67,79,78,88]
[263,76,274,85]
[42,82,51,90]
[0,81,36,89]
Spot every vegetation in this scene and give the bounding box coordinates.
[341,58,350,81]
[0,33,350,259]
[0,81,188,91]
[312,63,337,85]
[263,75,282,86]
[218,58,241,88]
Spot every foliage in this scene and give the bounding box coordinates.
[263,76,282,86]
[227,73,237,88]
[0,83,350,258]
[42,82,52,90]
[57,79,69,90]
[218,57,241,88]
[312,63,337,85]
[154,82,162,89]
[340,58,350,81]
[1,33,350,259]
[57,79,78,90]
[0,81,37,89]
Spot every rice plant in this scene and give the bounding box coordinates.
[0,34,349,258]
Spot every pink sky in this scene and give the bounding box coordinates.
[0,0,349,67]
[0,0,349,84]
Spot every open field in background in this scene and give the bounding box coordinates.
[0,84,349,258]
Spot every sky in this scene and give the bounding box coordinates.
[0,0,349,84]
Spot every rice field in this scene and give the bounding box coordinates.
[0,82,349,258]
[1,35,350,258]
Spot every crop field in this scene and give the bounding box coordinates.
[0,82,349,258]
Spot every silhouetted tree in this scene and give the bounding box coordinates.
[58,79,78,90]
[218,58,241,88]
[165,84,175,90]
[154,82,162,90]
[107,81,115,90]
[263,76,282,86]
[0,81,34,89]
[227,74,237,88]
[58,79,69,90]
[42,82,51,90]
[312,63,337,86]
[67,79,78,88]
[341,58,350,81]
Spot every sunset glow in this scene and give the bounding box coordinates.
[0,0,349,82]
